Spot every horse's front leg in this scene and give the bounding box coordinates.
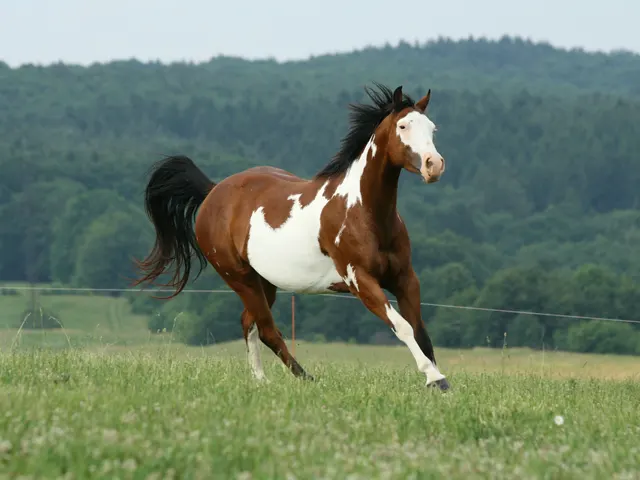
[389,269,450,391]
[345,266,449,390]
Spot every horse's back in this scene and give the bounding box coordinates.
[237,166,306,183]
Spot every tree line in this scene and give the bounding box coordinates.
[1,37,639,354]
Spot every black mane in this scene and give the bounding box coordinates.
[315,83,415,179]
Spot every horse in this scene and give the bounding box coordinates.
[133,83,450,391]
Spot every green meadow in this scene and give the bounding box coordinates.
[1,290,639,479]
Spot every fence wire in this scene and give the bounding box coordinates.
[2,285,639,325]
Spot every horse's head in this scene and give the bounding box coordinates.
[385,86,444,184]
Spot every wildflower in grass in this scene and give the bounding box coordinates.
[102,429,118,443]
[0,440,12,454]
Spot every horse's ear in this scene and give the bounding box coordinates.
[393,85,404,112]
[415,89,431,113]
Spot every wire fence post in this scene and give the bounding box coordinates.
[291,293,296,356]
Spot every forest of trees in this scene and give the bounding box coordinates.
[1,36,640,354]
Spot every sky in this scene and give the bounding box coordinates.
[1,0,638,67]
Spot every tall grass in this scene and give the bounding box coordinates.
[0,347,638,479]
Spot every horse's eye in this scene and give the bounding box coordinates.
[399,125,406,130]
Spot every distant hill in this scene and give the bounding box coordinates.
[1,37,639,353]
[3,36,640,109]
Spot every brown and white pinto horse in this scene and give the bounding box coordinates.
[133,83,450,391]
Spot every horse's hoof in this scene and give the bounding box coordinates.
[427,378,450,392]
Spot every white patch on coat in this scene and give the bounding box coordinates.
[248,135,378,293]
[246,323,267,381]
[396,111,440,162]
[333,135,375,209]
[384,304,446,385]
[343,264,359,291]
[335,222,347,245]
[333,135,376,245]
[247,181,343,293]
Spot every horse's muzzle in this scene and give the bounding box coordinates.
[421,154,445,184]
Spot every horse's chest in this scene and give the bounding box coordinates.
[246,194,342,293]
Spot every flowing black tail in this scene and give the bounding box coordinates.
[133,155,214,298]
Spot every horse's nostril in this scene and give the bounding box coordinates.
[426,159,433,168]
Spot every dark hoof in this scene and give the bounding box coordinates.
[427,378,450,392]
[291,361,314,381]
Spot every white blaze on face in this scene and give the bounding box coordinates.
[395,111,443,180]
[384,303,445,385]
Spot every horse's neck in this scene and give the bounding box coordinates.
[359,142,400,230]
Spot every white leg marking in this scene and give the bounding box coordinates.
[384,304,445,385]
[247,324,267,381]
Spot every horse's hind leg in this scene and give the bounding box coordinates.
[232,271,313,381]
[242,311,267,381]
[241,278,277,382]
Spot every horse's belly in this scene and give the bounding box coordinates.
[250,246,341,293]
[246,201,342,294]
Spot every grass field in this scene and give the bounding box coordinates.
[0,286,153,349]
[1,289,640,478]
[1,341,639,479]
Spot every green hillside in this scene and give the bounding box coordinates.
[0,286,152,349]
[1,36,639,354]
